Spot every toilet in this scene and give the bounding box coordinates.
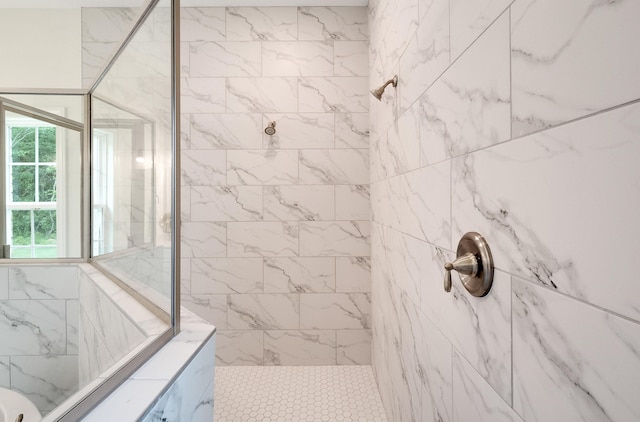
[0,387,41,422]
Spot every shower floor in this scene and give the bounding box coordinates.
[214,365,388,422]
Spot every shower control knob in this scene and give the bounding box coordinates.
[443,232,494,297]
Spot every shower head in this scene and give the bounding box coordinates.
[264,121,276,136]
[371,75,398,101]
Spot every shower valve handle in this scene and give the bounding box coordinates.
[443,253,478,292]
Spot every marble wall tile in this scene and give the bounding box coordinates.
[513,278,640,422]
[383,226,429,301]
[67,300,79,355]
[228,222,298,257]
[300,221,370,257]
[299,77,369,112]
[264,330,336,365]
[81,7,138,43]
[450,0,513,60]
[263,41,333,77]
[227,150,298,185]
[180,113,191,150]
[337,329,371,364]
[181,8,225,42]
[334,41,368,77]
[336,257,371,293]
[511,0,640,137]
[0,357,9,388]
[0,268,8,300]
[379,0,420,76]
[181,294,227,329]
[452,101,640,322]
[227,78,298,113]
[181,77,225,113]
[190,113,262,150]
[216,331,263,366]
[191,258,263,294]
[383,101,421,177]
[181,222,226,258]
[0,300,66,355]
[78,305,115,386]
[228,294,300,330]
[453,352,523,422]
[11,356,79,413]
[226,7,297,41]
[399,0,449,111]
[300,293,371,329]
[190,42,261,77]
[335,185,370,220]
[263,185,335,221]
[182,150,226,186]
[418,11,510,166]
[82,42,117,82]
[299,149,369,185]
[264,257,335,293]
[191,185,262,221]
[262,113,334,149]
[335,113,369,149]
[8,266,78,300]
[298,7,368,41]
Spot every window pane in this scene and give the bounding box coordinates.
[34,247,57,258]
[10,127,36,162]
[11,248,32,258]
[34,210,56,246]
[12,166,36,202]
[38,165,57,202]
[11,210,31,245]
[38,127,56,162]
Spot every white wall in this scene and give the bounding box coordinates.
[0,9,82,89]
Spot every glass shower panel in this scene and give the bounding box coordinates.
[91,2,173,310]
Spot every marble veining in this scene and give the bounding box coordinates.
[264,257,335,293]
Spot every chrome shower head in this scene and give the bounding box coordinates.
[371,75,398,101]
[264,121,276,136]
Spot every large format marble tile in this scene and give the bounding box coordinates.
[181,150,226,186]
[381,101,420,178]
[0,268,7,299]
[334,41,368,77]
[262,113,334,150]
[181,7,225,42]
[264,257,335,293]
[449,0,513,60]
[453,352,523,422]
[181,294,227,329]
[81,7,138,43]
[227,150,298,185]
[8,266,78,299]
[181,77,225,113]
[191,185,262,221]
[298,7,368,41]
[0,300,66,355]
[300,293,371,330]
[513,278,640,422]
[228,222,298,257]
[299,77,369,113]
[11,355,79,413]
[399,0,449,111]
[336,257,370,293]
[181,222,226,258]
[0,357,9,388]
[337,330,371,364]
[190,113,262,150]
[227,294,300,330]
[216,331,263,366]
[227,78,298,113]
[263,41,333,77]
[299,149,369,185]
[263,186,335,221]
[191,258,263,294]
[335,113,369,149]
[421,243,512,403]
[78,305,115,386]
[226,7,297,41]
[264,330,336,365]
[67,299,79,354]
[418,11,510,166]
[511,0,640,137]
[335,185,370,221]
[189,42,261,77]
[452,101,640,322]
[300,221,370,257]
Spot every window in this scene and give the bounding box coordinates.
[6,123,58,258]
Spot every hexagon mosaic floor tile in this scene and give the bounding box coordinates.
[214,365,388,422]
